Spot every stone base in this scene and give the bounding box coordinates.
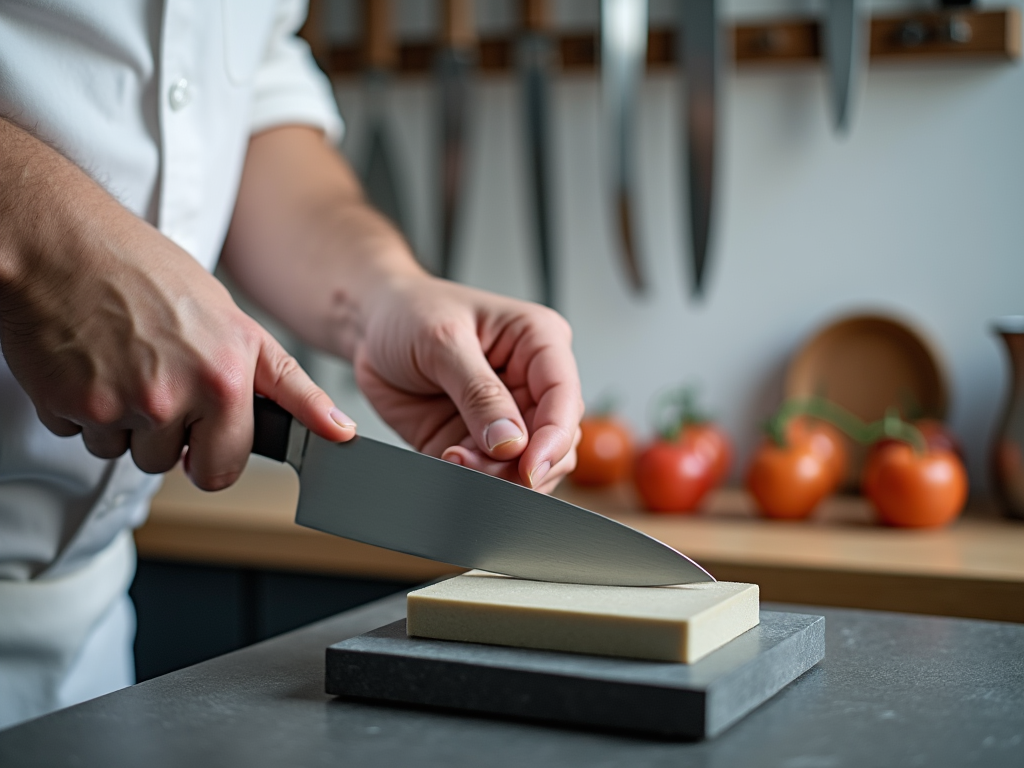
[326,611,825,740]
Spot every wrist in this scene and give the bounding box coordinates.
[335,262,433,360]
[0,118,107,294]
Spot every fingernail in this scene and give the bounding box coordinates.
[329,408,357,429]
[442,450,463,466]
[529,461,551,489]
[484,418,524,451]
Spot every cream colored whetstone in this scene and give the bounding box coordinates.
[406,571,759,663]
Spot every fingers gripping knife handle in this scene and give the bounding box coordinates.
[252,396,309,470]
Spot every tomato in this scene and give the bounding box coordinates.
[687,423,732,488]
[787,417,847,491]
[746,440,831,520]
[570,416,634,487]
[634,437,713,513]
[862,443,968,528]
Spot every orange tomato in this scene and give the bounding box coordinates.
[687,423,733,488]
[634,437,713,513]
[746,440,831,520]
[570,416,634,487]
[787,417,848,491]
[862,443,968,528]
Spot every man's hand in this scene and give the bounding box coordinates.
[355,277,582,492]
[222,127,583,491]
[0,118,354,490]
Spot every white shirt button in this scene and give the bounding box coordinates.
[168,78,191,111]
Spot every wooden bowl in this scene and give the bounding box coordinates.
[785,313,949,487]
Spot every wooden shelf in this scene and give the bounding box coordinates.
[135,457,1024,623]
[323,7,1019,76]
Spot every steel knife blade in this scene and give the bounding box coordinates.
[602,0,648,294]
[822,0,866,134]
[518,0,556,309]
[679,0,720,298]
[251,397,713,587]
[436,0,476,280]
[361,0,408,237]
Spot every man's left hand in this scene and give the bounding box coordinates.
[354,275,583,493]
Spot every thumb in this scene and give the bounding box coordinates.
[254,333,356,442]
[433,331,526,461]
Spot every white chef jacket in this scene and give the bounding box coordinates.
[0,0,342,729]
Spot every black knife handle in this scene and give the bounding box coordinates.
[252,396,292,463]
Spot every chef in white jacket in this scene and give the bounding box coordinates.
[0,0,582,729]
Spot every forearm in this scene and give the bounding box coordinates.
[0,117,163,349]
[220,126,426,360]
[0,117,81,288]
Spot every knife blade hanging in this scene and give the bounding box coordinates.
[821,0,867,134]
[518,0,557,309]
[601,0,648,294]
[678,0,721,298]
[361,0,408,237]
[436,0,477,280]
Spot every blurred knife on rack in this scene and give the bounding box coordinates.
[821,0,867,134]
[436,0,477,280]
[518,0,557,308]
[678,0,721,298]
[360,0,408,238]
[601,0,648,294]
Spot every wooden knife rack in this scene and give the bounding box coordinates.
[319,6,1020,76]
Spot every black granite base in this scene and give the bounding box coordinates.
[325,610,825,739]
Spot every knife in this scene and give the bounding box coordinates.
[678,0,721,298]
[601,0,648,294]
[361,0,408,237]
[821,0,866,134]
[436,0,476,280]
[251,397,713,587]
[518,0,557,309]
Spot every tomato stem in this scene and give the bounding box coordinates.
[588,393,619,419]
[653,385,711,442]
[767,397,928,454]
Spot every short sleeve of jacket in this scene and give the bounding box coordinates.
[250,0,343,143]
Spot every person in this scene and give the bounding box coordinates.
[0,1,582,729]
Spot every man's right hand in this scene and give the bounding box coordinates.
[0,118,354,490]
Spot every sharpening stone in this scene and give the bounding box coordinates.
[406,571,760,663]
[325,612,825,740]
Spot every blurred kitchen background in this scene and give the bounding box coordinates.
[135,0,1023,681]
[237,0,1023,493]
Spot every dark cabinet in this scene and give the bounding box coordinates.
[130,559,411,681]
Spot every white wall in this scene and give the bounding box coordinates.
[303,0,1024,492]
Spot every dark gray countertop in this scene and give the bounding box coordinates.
[1,594,1022,767]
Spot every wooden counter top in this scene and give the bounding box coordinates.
[136,457,1024,623]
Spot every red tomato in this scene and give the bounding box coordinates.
[687,423,732,488]
[746,440,831,520]
[862,443,968,528]
[571,416,634,487]
[787,417,848,492]
[634,437,713,513]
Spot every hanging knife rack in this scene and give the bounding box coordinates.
[324,6,1019,76]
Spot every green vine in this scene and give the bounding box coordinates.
[766,396,927,454]
[586,393,619,419]
[653,385,712,442]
